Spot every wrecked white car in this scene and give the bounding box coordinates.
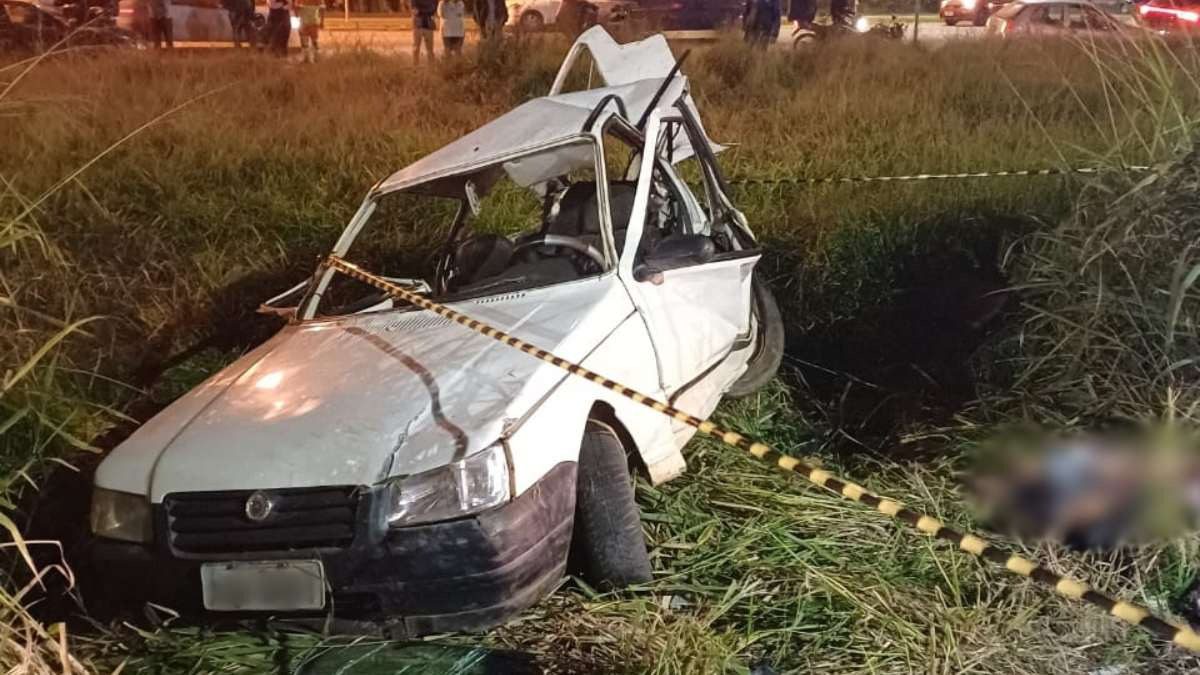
[88,28,783,634]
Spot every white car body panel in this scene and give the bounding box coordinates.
[97,276,635,502]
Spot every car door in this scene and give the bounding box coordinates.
[1024,2,1068,34]
[614,114,758,395]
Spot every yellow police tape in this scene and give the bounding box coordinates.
[325,254,1200,654]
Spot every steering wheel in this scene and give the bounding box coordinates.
[513,234,606,270]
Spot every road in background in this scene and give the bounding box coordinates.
[168,14,990,55]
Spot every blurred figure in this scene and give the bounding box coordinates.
[148,0,173,48]
[473,0,506,40]
[968,427,1200,550]
[788,0,815,28]
[787,0,855,28]
[441,0,465,55]
[297,0,324,62]
[266,0,291,56]
[743,0,780,48]
[412,0,437,63]
[223,0,258,48]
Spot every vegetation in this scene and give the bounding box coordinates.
[2,32,1199,673]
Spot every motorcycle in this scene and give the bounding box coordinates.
[792,15,907,47]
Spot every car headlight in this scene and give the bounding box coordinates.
[90,488,152,543]
[388,444,511,527]
[854,16,870,32]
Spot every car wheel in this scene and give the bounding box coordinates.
[792,31,816,48]
[572,420,652,589]
[726,277,785,399]
[945,18,958,26]
[519,10,545,32]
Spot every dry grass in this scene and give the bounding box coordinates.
[2,33,1200,673]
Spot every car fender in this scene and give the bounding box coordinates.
[504,312,684,495]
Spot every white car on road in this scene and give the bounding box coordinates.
[88,27,783,634]
[507,0,629,32]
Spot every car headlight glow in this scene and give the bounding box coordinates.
[854,16,870,32]
[962,0,977,9]
[388,444,511,527]
[90,488,152,543]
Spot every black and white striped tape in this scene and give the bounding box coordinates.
[325,254,1200,655]
[730,165,1154,187]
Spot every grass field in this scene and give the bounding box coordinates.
[3,32,1200,673]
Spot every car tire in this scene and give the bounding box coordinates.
[945,18,958,26]
[572,420,652,589]
[519,10,545,32]
[726,277,785,399]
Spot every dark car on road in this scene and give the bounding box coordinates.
[628,0,744,30]
[0,0,138,51]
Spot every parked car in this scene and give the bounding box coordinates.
[0,0,137,51]
[1133,0,1200,32]
[940,0,993,26]
[985,0,1126,35]
[87,27,784,634]
[507,0,630,32]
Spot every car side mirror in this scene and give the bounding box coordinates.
[633,235,715,283]
[648,234,715,266]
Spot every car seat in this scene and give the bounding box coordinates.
[450,234,513,290]
[543,181,647,256]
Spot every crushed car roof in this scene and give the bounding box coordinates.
[377,28,718,197]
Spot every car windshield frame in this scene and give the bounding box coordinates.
[296,134,621,322]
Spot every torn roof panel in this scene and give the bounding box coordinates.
[377,77,684,195]
[377,27,723,197]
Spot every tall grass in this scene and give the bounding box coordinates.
[3,33,1200,673]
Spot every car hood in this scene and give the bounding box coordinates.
[97,278,633,502]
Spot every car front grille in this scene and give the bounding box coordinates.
[164,486,360,555]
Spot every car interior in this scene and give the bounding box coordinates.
[442,165,721,298]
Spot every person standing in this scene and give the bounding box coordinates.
[148,0,173,49]
[472,0,506,41]
[742,0,780,48]
[223,0,257,48]
[411,0,437,63]
[296,0,324,62]
[266,0,291,56]
[440,0,464,55]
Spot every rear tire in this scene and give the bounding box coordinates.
[572,421,652,589]
[726,278,785,399]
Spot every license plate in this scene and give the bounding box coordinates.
[201,560,326,611]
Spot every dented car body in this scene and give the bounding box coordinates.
[89,28,781,633]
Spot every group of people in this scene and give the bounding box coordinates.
[742,0,857,46]
[409,0,463,63]
[142,0,324,59]
[143,0,508,62]
[236,0,325,60]
[411,0,508,63]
